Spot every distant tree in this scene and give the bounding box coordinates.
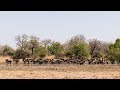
[48,41,64,58]
[15,34,31,60]
[41,39,53,56]
[34,45,48,58]
[108,38,120,64]
[63,42,74,59]
[2,45,15,56]
[15,34,29,51]
[12,48,30,60]
[69,34,86,46]
[0,45,3,56]
[64,34,90,59]
[28,36,40,56]
[88,39,109,58]
[41,39,52,47]
[72,43,90,59]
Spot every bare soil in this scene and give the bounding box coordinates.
[0,64,120,79]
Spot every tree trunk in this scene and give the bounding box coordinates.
[32,47,34,55]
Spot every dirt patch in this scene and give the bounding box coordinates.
[0,56,11,63]
[0,64,120,79]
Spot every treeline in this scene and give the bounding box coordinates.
[0,34,120,64]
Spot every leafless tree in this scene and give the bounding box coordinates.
[88,39,109,58]
[69,34,86,45]
[41,39,52,47]
[15,34,29,51]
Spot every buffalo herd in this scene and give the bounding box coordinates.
[5,57,112,66]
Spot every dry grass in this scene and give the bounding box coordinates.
[45,55,55,59]
[0,64,120,79]
[0,56,11,63]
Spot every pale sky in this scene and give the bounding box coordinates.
[0,11,120,49]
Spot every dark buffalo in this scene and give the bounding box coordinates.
[6,59,12,65]
[13,59,20,64]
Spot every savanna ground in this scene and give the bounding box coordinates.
[0,56,120,79]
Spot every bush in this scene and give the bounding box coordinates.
[34,45,48,58]
[12,48,30,59]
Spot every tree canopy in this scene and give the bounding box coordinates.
[108,38,120,63]
[2,34,120,63]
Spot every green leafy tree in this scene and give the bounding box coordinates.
[64,34,90,59]
[28,36,40,56]
[12,48,30,60]
[72,43,90,59]
[41,39,53,56]
[108,38,120,63]
[34,45,48,58]
[48,42,64,58]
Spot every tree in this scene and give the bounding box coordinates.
[12,48,30,60]
[28,36,40,56]
[69,34,86,46]
[48,41,64,58]
[41,39,53,56]
[63,42,74,59]
[88,39,109,58]
[34,45,48,58]
[0,45,3,56]
[41,39,52,47]
[15,34,30,60]
[108,38,120,64]
[64,34,89,59]
[1,45,15,56]
[15,34,29,51]
[72,43,90,59]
